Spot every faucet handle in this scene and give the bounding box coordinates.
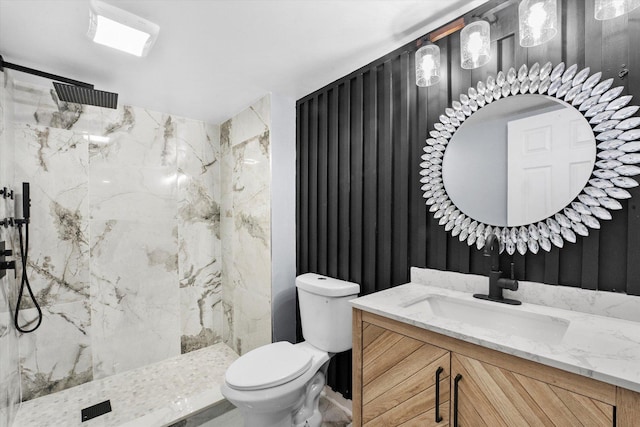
[498,277,518,291]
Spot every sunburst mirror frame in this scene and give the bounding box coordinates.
[421,62,640,255]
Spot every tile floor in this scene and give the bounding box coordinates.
[180,394,352,426]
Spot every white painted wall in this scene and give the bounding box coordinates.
[269,93,297,343]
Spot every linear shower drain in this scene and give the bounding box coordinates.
[81,400,112,422]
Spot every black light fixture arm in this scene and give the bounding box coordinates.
[0,54,93,89]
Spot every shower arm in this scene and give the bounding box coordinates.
[0,55,94,89]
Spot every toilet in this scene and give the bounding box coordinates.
[220,273,360,427]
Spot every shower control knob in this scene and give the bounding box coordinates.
[0,187,13,199]
[0,261,15,270]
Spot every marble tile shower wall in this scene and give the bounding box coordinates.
[220,96,272,356]
[10,82,222,401]
[0,72,20,427]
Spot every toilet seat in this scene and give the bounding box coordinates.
[225,342,313,391]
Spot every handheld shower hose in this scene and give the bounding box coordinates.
[14,182,42,333]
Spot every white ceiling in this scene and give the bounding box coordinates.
[0,0,488,124]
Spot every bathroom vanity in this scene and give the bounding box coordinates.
[350,277,640,426]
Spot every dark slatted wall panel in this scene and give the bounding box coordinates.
[296,0,640,397]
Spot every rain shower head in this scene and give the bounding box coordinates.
[0,54,118,109]
[53,82,118,109]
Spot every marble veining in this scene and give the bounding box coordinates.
[6,80,274,408]
[9,80,225,402]
[0,70,20,427]
[34,89,83,130]
[178,121,222,353]
[19,301,93,401]
[352,269,640,393]
[220,96,272,356]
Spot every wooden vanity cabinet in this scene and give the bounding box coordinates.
[353,309,640,427]
[452,353,613,426]
[359,320,450,426]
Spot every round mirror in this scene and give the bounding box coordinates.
[442,95,595,227]
[421,62,640,255]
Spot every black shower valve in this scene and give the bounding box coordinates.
[0,217,14,228]
[0,187,13,199]
[0,260,15,270]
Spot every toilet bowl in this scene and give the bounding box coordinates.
[221,273,359,427]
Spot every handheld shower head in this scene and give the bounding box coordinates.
[22,182,30,223]
[14,182,30,224]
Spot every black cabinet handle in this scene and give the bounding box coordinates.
[454,373,463,427]
[435,366,444,422]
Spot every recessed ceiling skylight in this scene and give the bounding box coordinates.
[87,0,159,57]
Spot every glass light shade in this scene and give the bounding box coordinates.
[595,0,640,20]
[519,0,557,47]
[87,0,160,57]
[416,44,440,87]
[461,21,491,70]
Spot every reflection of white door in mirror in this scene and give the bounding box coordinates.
[507,108,595,227]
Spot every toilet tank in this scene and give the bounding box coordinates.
[296,273,360,353]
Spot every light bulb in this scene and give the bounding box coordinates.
[519,0,557,47]
[527,2,547,27]
[468,32,483,61]
[415,44,440,87]
[460,20,490,69]
[422,55,435,74]
[595,0,640,20]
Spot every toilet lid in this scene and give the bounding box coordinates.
[225,342,312,391]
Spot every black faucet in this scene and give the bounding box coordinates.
[473,234,521,305]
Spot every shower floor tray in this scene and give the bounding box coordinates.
[14,343,238,427]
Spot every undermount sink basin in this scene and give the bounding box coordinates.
[405,294,570,344]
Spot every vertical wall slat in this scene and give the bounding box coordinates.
[317,93,329,274]
[349,76,364,285]
[308,97,319,273]
[411,49,428,269]
[328,89,339,278]
[599,13,630,292]
[432,37,449,270]
[581,0,602,291]
[362,69,378,294]
[581,232,600,290]
[376,62,393,289]
[391,53,410,285]
[544,249,560,285]
[298,102,308,273]
[338,82,351,280]
[626,7,640,296]
[449,30,472,273]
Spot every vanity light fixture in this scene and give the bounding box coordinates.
[415,18,465,87]
[416,43,441,87]
[518,0,557,47]
[87,0,160,57]
[461,20,491,70]
[595,0,640,20]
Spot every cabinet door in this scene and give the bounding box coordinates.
[451,353,614,427]
[361,321,450,426]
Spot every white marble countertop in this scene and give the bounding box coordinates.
[351,282,640,393]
